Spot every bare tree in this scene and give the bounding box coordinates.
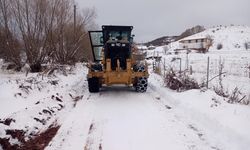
[1,0,96,71]
[0,0,21,68]
[51,2,96,64]
[10,0,64,71]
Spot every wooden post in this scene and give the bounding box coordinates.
[249,65,250,78]
[186,50,189,71]
[179,58,182,74]
[153,61,155,71]
[164,58,166,77]
[190,65,192,75]
[206,56,210,88]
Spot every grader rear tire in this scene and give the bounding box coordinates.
[88,77,100,93]
[136,77,148,93]
[133,65,148,92]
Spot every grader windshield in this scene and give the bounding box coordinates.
[88,26,134,62]
[102,26,133,43]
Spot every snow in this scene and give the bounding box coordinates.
[1,25,250,150]
[149,73,250,150]
[148,25,250,102]
[1,63,250,149]
[45,69,250,150]
[0,64,87,147]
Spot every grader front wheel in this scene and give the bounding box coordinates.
[88,77,100,93]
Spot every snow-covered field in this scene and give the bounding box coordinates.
[0,64,87,149]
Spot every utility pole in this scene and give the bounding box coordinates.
[74,5,76,41]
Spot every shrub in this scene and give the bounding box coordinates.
[164,68,199,91]
[217,43,223,50]
[213,86,229,98]
[213,85,249,105]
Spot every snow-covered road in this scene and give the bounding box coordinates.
[46,73,249,150]
[47,88,206,150]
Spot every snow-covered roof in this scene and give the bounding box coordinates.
[137,45,148,50]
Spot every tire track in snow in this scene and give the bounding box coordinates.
[84,122,103,150]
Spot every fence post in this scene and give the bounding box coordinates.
[206,56,210,88]
[190,65,192,75]
[249,65,250,78]
[153,61,155,71]
[186,50,189,71]
[179,58,182,74]
[164,58,166,77]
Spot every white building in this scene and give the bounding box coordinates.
[179,37,212,52]
[136,45,148,51]
[148,45,156,50]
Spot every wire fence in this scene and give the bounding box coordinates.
[153,52,250,79]
[152,52,250,94]
[150,50,250,105]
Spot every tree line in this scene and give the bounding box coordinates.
[0,0,96,72]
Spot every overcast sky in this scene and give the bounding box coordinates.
[76,0,250,42]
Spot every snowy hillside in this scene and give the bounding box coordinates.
[164,25,250,52]
[181,25,250,51]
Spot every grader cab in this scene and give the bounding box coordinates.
[87,25,149,93]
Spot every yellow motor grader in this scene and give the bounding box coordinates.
[87,25,149,93]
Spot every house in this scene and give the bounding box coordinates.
[179,37,212,52]
[148,45,156,50]
[136,45,148,51]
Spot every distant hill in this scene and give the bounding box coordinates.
[176,25,206,41]
[145,25,205,46]
[145,36,178,47]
